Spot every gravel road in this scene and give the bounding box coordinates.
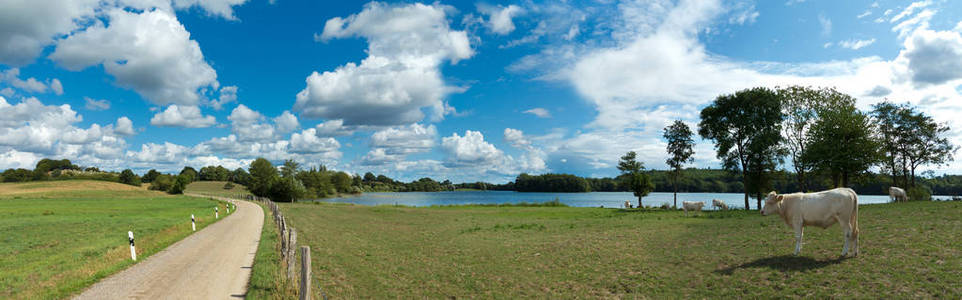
[73,196,264,299]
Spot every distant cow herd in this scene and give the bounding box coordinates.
[619,186,916,257]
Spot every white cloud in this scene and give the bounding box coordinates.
[170,0,248,20]
[0,0,100,66]
[0,88,13,97]
[289,128,340,154]
[84,97,110,111]
[785,0,806,5]
[523,108,551,118]
[295,2,473,126]
[479,4,524,35]
[441,130,504,167]
[50,8,218,107]
[126,142,189,164]
[899,29,962,86]
[150,105,217,128]
[819,13,832,36]
[0,149,42,169]
[114,116,135,136]
[857,11,872,19]
[504,128,531,148]
[273,111,299,134]
[209,85,237,110]
[49,79,63,95]
[227,103,262,125]
[839,38,876,50]
[0,68,55,94]
[728,2,759,25]
[890,1,930,24]
[370,123,437,155]
[313,119,354,137]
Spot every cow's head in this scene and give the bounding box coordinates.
[761,191,782,216]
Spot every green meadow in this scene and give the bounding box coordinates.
[0,180,232,299]
[278,200,962,298]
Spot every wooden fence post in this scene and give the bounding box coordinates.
[288,229,297,280]
[299,246,311,300]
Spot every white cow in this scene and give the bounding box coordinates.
[682,201,704,217]
[761,188,859,257]
[889,187,907,202]
[712,199,728,210]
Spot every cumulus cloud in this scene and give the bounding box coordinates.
[313,119,355,137]
[0,0,99,66]
[0,68,59,94]
[273,111,300,134]
[899,29,962,86]
[150,105,217,128]
[370,123,437,155]
[479,4,525,35]
[209,85,237,110]
[114,116,135,136]
[289,128,340,154]
[50,8,218,107]
[84,97,110,111]
[295,2,473,126]
[441,130,504,167]
[226,104,302,143]
[523,108,551,118]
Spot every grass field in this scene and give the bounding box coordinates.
[280,200,962,298]
[184,181,252,198]
[0,180,232,299]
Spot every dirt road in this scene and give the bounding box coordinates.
[74,195,264,299]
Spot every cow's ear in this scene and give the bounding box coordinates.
[776,195,783,202]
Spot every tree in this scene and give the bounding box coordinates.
[332,172,352,193]
[149,174,174,191]
[280,159,300,178]
[699,87,784,210]
[664,120,695,209]
[248,158,278,197]
[778,86,855,191]
[872,102,956,188]
[231,168,252,186]
[119,169,141,186]
[142,169,161,183]
[179,167,198,182]
[804,104,880,187]
[617,151,654,207]
[363,172,376,182]
[168,174,190,194]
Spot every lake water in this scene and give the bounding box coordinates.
[315,191,953,209]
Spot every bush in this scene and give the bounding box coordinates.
[119,169,141,186]
[223,181,235,190]
[167,174,190,194]
[906,186,932,201]
[2,169,33,182]
[150,174,174,191]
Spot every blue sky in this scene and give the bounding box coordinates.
[2,0,962,183]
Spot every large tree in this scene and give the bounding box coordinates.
[699,87,784,210]
[872,102,956,188]
[778,86,855,191]
[803,103,880,187]
[663,120,694,209]
[248,158,278,197]
[617,151,654,207]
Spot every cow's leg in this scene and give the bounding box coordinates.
[793,222,804,256]
[838,215,851,257]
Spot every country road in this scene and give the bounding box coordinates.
[73,195,264,299]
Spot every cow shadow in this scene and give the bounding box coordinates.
[714,255,847,275]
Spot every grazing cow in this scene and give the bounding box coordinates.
[761,188,859,257]
[624,200,631,209]
[712,199,728,210]
[682,201,704,216]
[889,187,908,202]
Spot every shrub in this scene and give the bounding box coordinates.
[906,186,932,201]
[119,169,141,186]
[223,181,235,190]
[168,174,191,194]
[150,174,174,191]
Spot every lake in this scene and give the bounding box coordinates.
[315,191,955,209]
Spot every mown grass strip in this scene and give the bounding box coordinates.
[246,200,297,299]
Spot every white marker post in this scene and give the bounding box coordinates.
[128,231,137,261]
[191,214,196,231]
[215,207,219,219]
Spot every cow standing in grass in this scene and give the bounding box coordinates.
[761,188,859,257]
[712,199,728,210]
[889,187,907,202]
[682,201,704,217]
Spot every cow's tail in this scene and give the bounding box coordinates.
[850,190,859,242]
